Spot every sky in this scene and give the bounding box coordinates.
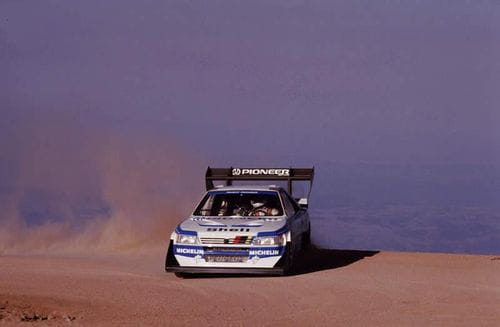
[1,0,499,253]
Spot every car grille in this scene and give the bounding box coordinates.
[200,236,254,245]
[204,247,250,253]
[205,255,248,263]
[203,247,250,263]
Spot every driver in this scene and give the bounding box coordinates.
[250,199,280,216]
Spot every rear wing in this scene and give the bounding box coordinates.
[205,167,314,202]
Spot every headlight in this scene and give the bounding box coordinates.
[252,235,285,246]
[176,234,199,245]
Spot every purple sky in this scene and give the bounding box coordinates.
[2,0,499,164]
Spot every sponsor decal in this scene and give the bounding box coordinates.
[249,249,279,256]
[248,246,284,258]
[231,168,290,177]
[174,245,204,257]
[176,248,203,255]
[207,227,251,232]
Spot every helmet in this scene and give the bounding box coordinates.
[250,199,266,208]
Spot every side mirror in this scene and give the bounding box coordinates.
[297,198,308,209]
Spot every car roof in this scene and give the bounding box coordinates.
[208,185,284,192]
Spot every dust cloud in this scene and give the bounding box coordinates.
[0,115,203,255]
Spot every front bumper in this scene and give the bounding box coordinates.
[165,240,288,276]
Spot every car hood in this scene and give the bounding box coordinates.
[178,216,288,237]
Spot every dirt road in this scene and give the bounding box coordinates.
[1,247,499,326]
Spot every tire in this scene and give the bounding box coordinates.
[283,242,295,276]
[302,225,311,250]
[174,272,185,278]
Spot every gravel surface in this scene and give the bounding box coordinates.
[0,248,499,326]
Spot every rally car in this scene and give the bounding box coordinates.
[165,167,314,276]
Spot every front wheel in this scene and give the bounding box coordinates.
[283,243,295,275]
[302,225,311,250]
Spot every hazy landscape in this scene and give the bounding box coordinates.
[311,162,500,254]
[2,161,498,255]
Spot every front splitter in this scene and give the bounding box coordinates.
[166,265,285,275]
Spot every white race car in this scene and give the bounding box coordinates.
[165,167,314,276]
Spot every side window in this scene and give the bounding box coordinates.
[280,191,297,216]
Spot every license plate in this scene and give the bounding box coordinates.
[205,255,248,263]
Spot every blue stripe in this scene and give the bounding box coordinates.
[257,224,289,237]
[231,224,262,227]
[204,249,249,256]
[175,225,197,236]
[174,245,285,258]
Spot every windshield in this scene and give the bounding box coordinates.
[193,191,284,217]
